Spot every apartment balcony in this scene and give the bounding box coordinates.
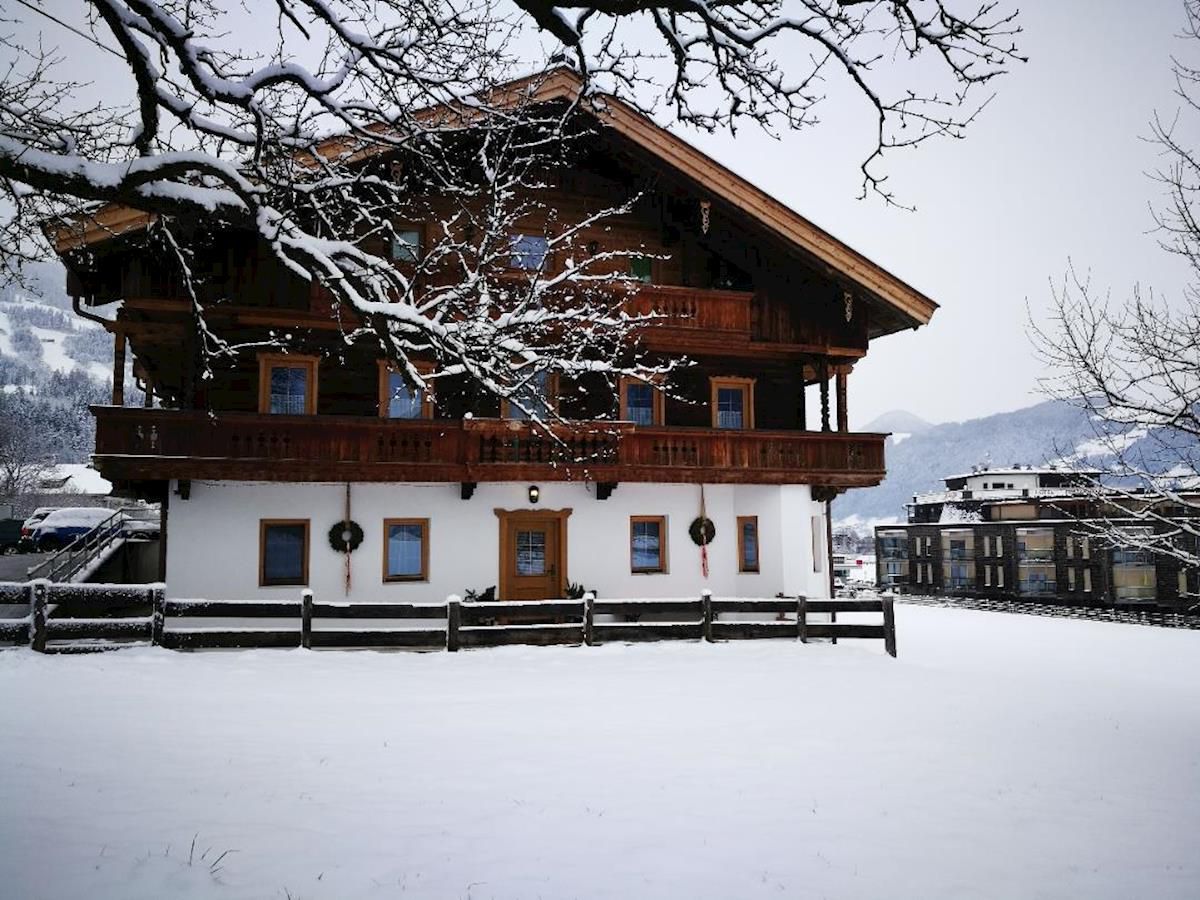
[91,407,886,488]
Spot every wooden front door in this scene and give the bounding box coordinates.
[496,509,570,600]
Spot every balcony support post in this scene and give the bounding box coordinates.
[835,367,849,433]
[818,358,831,432]
[112,330,126,406]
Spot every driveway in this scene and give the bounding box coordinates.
[0,552,50,586]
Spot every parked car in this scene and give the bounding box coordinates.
[18,507,59,553]
[31,507,122,552]
[0,518,23,554]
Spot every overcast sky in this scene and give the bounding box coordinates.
[8,3,1195,428]
[682,1,1196,427]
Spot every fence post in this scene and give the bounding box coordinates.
[301,590,313,650]
[797,596,807,644]
[151,585,165,646]
[447,595,461,652]
[583,593,595,647]
[30,580,48,653]
[882,596,897,658]
[701,589,714,643]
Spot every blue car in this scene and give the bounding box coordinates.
[31,508,122,552]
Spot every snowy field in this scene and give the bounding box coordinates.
[1,605,1197,900]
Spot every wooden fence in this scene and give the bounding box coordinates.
[0,582,896,657]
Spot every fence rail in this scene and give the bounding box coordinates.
[0,583,897,656]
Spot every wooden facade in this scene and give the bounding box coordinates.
[56,72,937,498]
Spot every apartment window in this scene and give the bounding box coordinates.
[1083,569,1091,592]
[710,377,755,429]
[510,234,550,270]
[383,518,429,582]
[984,566,991,587]
[983,535,991,557]
[630,256,653,283]
[997,566,1004,588]
[630,516,667,573]
[390,227,422,262]
[503,370,558,420]
[258,354,318,415]
[1080,537,1090,560]
[259,520,309,587]
[619,377,663,426]
[1067,536,1075,559]
[1068,568,1076,591]
[995,536,1003,557]
[915,564,923,585]
[378,361,434,419]
[737,516,760,573]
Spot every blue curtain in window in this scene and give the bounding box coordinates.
[626,383,654,425]
[510,234,549,270]
[716,387,744,429]
[269,366,308,415]
[386,372,423,419]
[387,523,424,578]
[631,521,661,570]
[263,524,306,583]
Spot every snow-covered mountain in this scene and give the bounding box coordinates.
[835,400,1113,526]
[0,261,124,464]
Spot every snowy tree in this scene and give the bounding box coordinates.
[0,0,1024,417]
[1034,0,1200,606]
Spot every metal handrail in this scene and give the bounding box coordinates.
[26,507,158,583]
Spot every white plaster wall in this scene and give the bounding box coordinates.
[165,480,829,601]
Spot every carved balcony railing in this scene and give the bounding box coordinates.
[92,407,886,487]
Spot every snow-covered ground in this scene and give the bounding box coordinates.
[0,605,1197,899]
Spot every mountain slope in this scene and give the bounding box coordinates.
[835,400,1099,524]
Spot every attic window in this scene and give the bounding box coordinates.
[509,234,549,271]
[391,228,422,262]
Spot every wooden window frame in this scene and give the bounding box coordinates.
[382,517,430,583]
[377,360,435,419]
[737,515,760,573]
[258,353,319,415]
[259,519,310,587]
[500,373,560,419]
[630,515,668,574]
[618,375,665,426]
[710,376,756,429]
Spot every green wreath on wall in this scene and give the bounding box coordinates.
[328,519,364,553]
[688,516,716,546]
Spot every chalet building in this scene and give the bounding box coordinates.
[876,465,1199,611]
[52,70,937,603]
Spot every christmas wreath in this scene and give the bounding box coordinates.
[328,519,364,553]
[688,516,716,546]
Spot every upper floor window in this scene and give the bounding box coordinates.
[258,354,318,416]
[510,234,549,271]
[619,376,663,426]
[629,256,653,283]
[259,519,309,587]
[378,361,434,419]
[710,377,755,429]
[391,227,422,262]
[503,370,557,420]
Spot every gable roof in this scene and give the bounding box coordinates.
[52,68,936,331]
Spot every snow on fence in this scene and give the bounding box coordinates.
[0,583,897,657]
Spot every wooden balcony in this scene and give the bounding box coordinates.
[623,284,752,337]
[92,407,886,487]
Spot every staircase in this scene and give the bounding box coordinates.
[26,507,160,583]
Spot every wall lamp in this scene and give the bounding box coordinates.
[528,485,541,504]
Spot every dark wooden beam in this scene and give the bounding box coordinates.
[836,367,848,432]
[112,331,126,406]
[460,481,477,500]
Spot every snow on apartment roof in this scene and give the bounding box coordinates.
[943,464,1104,483]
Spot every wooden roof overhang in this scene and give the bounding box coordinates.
[50,69,936,339]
